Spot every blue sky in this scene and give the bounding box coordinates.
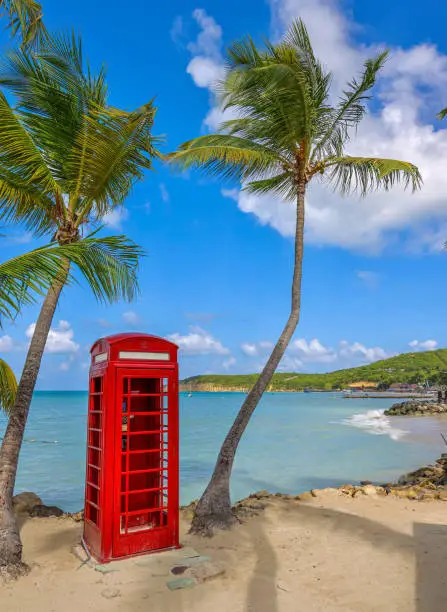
[1,0,447,389]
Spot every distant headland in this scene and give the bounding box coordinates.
[180,348,447,392]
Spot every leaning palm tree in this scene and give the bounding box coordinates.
[0,33,158,576]
[169,19,422,535]
[1,0,46,47]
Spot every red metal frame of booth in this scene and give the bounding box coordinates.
[83,334,179,563]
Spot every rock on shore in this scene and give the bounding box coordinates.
[385,400,447,416]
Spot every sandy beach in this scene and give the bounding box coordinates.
[2,492,447,611]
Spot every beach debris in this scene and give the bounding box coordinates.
[185,561,225,583]
[310,488,341,498]
[166,577,197,591]
[67,510,84,522]
[95,564,119,574]
[177,546,201,558]
[296,491,314,501]
[101,587,121,599]
[171,565,188,575]
[172,555,211,568]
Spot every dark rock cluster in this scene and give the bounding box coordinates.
[385,401,447,416]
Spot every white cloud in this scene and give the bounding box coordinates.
[26,320,79,354]
[241,336,389,369]
[356,270,380,289]
[97,318,111,328]
[188,1,447,253]
[167,325,230,355]
[0,335,13,352]
[122,311,142,327]
[184,8,229,129]
[223,356,236,370]
[159,184,170,203]
[288,338,337,363]
[6,232,33,245]
[409,339,438,351]
[338,340,389,363]
[170,15,184,46]
[241,343,259,357]
[103,207,129,230]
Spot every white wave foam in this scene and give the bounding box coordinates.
[342,409,408,441]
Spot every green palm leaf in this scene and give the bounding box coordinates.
[0,358,17,416]
[326,156,422,195]
[1,0,47,48]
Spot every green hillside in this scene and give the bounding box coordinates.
[182,348,447,391]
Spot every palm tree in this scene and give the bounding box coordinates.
[169,19,422,535]
[1,0,46,47]
[0,33,158,576]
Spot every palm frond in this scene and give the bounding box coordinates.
[0,358,17,416]
[1,0,47,48]
[59,235,144,303]
[327,156,422,195]
[0,242,71,322]
[245,172,296,200]
[437,107,447,120]
[69,102,160,221]
[169,134,283,183]
[313,50,389,160]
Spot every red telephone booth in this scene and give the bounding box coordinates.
[83,333,179,563]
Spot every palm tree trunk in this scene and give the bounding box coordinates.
[0,267,68,577]
[190,182,306,536]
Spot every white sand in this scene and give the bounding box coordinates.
[2,494,447,611]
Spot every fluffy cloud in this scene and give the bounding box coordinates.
[103,207,129,230]
[167,325,230,355]
[241,336,390,369]
[338,340,389,363]
[184,9,232,130]
[186,1,447,252]
[0,335,13,352]
[241,343,259,357]
[26,320,80,354]
[409,339,438,351]
[122,311,142,327]
[288,338,337,363]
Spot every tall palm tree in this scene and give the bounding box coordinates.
[169,19,422,535]
[0,33,158,576]
[1,0,46,47]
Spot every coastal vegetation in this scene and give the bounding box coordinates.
[170,19,421,535]
[182,348,447,391]
[0,34,158,576]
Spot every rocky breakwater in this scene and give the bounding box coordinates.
[385,400,447,416]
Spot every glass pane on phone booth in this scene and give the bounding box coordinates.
[119,374,169,535]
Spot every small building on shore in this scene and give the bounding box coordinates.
[347,381,378,391]
[389,382,419,392]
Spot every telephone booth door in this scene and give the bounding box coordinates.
[113,368,178,557]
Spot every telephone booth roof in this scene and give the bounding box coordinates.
[91,333,178,352]
[90,333,178,364]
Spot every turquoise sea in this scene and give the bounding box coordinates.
[1,391,446,512]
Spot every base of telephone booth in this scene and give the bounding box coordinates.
[82,538,181,565]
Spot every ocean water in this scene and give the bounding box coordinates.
[1,391,446,512]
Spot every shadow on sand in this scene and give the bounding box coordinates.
[285,503,447,612]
